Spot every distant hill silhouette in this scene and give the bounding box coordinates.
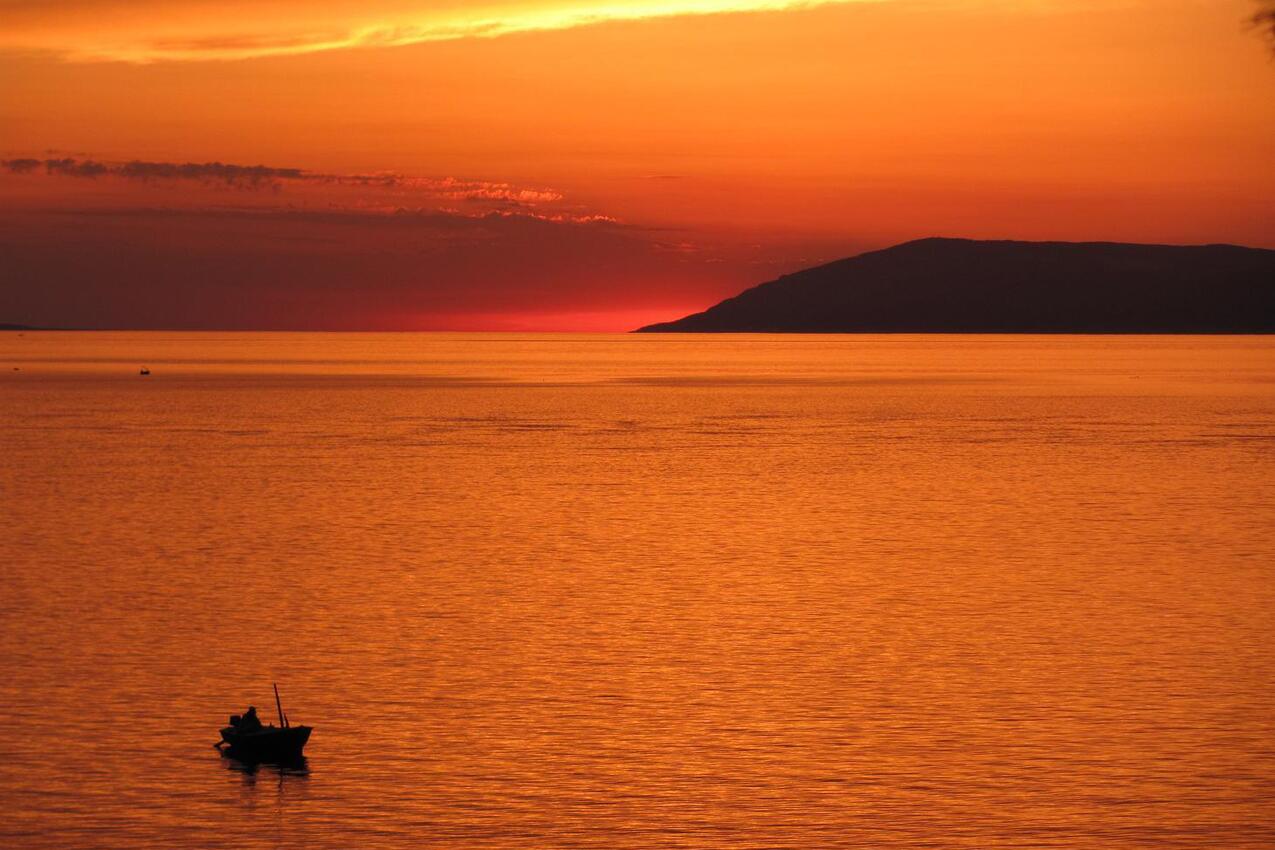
[636,238,1275,333]
[0,323,40,331]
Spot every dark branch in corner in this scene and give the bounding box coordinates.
[1254,1,1275,52]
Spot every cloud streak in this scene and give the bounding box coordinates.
[0,0,882,63]
[3,155,567,204]
[4,157,306,185]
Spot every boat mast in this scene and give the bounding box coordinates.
[273,683,288,728]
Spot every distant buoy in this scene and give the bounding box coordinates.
[139,368,151,376]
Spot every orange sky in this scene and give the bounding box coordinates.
[1,0,1273,329]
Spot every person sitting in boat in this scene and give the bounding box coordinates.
[239,705,263,731]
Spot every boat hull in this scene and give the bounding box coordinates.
[218,725,312,761]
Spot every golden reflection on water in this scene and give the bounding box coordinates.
[1,333,1273,849]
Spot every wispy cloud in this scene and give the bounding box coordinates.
[1,0,882,63]
[1,155,596,220]
[4,156,306,185]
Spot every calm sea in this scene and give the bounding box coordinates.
[1,333,1273,849]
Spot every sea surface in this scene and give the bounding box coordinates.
[1,332,1273,849]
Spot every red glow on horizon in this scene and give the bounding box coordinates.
[398,307,710,333]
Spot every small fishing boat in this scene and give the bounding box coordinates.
[218,723,311,761]
[216,684,312,761]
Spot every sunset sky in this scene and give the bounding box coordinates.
[2,0,1273,330]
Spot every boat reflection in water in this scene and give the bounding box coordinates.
[222,754,310,782]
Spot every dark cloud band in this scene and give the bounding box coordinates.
[2,157,306,185]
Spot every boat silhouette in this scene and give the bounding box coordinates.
[216,684,311,761]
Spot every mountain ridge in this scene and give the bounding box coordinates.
[635,238,1275,334]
